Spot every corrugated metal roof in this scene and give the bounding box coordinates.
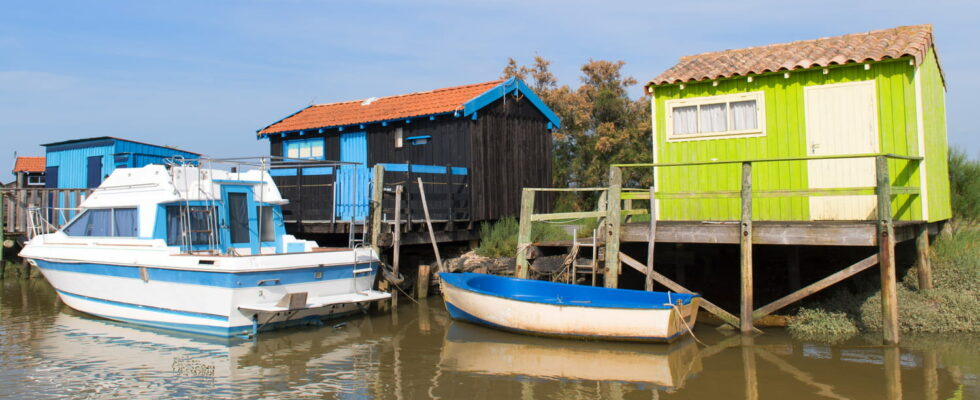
[41,136,200,155]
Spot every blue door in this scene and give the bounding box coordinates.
[86,156,103,188]
[221,185,259,254]
[336,132,371,221]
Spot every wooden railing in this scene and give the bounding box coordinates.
[1,188,91,235]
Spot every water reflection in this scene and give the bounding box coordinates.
[1,280,977,399]
[440,323,701,388]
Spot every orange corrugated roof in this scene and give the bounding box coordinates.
[649,25,935,86]
[12,157,45,173]
[259,80,504,136]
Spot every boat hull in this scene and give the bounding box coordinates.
[31,258,386,337]
[440,274,700,342]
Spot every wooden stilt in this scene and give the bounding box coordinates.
[604,167,623,288]
[620,253,761,333]
[753,254,879,320]
[645,186,656,291]
[369,165,384,252]
[740,162,754,334]
[515,188,534,279]
[416,264,431,299]
[391,185,402,312]
[876,156,900,345]
[915,225,933,290]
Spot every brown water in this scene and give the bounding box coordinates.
[1,278,976,400]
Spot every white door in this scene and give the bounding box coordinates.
[804,80,880,220]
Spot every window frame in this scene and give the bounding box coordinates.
[665,91,766,142]
[283,137,325,160]
[27,175,45,185]
[62,207,139,238]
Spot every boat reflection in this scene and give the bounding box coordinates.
[439,322,702,389]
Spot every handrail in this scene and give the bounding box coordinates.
[611,153,921,168]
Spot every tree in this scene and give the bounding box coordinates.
[502,57,652,211]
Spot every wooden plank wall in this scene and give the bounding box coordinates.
[2,188,91,235]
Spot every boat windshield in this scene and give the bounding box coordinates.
[63,208,138,237]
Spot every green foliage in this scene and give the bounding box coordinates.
[502,57,652,211]
[949,148,980,222]
[787,308,860,343]
[474,217,570,259]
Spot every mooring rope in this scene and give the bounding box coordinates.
[665,298,706,346]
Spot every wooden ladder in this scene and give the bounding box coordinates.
[570,229,599,286]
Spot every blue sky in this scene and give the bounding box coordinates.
[1,0,976,179]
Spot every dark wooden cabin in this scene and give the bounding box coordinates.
[257,78,560,245]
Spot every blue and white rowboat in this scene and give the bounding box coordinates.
[439,273,701,342]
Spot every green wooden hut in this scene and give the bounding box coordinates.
[645,24,950,223]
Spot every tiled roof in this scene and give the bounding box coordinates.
[649,25,935,86]
[13,157,45,173]
[258,80,505,136]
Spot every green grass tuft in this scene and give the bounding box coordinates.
[474,217,570,259]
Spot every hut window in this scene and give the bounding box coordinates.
[395,127,404,148]
[28,175,45,185]
[665,91,765,141]
[284,138,325,160]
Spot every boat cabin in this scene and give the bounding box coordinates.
[58,164,311,255]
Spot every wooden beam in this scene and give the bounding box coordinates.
[370,165,384,253]
[604,166,622,288]
[645,186,656,292]
[915,224,933,290]
[417,178,444,272]
[530,210,605,222]
[620,253,760,332]
[740,162,754,334]
[752,254,879,320]
[876,156,900,345]
[515,188,534,279]
[620,221,879,246]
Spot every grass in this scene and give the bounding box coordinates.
[474,217,570,258]
[787,226,980,342]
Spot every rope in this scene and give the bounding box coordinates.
[666,299,706,346]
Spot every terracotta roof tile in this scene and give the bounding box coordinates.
[649,25,935,86]
[259,80,504,136]
[12,157,45,173]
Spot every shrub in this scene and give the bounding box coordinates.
[787,308,860,343]
[949,148,980,222]
[475,217,570,258]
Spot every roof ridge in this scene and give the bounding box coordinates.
[679,24,932,61]
[311,79,505,108]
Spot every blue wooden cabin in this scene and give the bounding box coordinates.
[43,137,200,189]
[257,78,560,243]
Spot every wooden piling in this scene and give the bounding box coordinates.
[915,225,933,290]
[603,166,622,288]
[645,186,656,291]
[369,165,384,252]
[876,156,900,345]
[515,188,534,279]
[392,185,402,312]
[416,264,431,299]
[740,162,754,334]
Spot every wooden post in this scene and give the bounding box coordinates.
[417,178,444,272]
[0,192,5,260]
[515,188,535,279]
[740,162,754,334]
[915,225,933,290]
[604,166,622,288]
[416,264,431,299]
[370,165,384,253]
[392,185,402,312]
[876,156,900,345]
[645,186,656,291]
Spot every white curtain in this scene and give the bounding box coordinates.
[672,105,698,135]
[699,103,727,133]
[731,100,758,131]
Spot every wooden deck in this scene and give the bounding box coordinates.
[620,220,926,246]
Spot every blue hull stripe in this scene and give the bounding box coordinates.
[34,259,376,288]
[57,289,229,321]
[444,302,685,342]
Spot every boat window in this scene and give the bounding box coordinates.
[258,206,275,242]
[166,206,216,246]
[228,193,250,244]
[63,208,138,237]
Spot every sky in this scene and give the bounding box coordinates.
[1,0,977,180]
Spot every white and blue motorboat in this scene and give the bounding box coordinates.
[20,159,389,337]
[439,272,701,342]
